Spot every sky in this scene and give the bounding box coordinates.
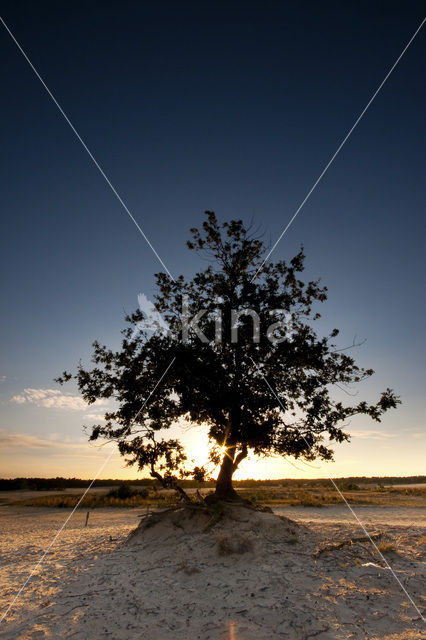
[0,0,425,480]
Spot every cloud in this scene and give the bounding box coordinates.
[0,376,6,382]
[0,430,88,451]
[349,429,396,440]
[411,432,426,439]
[84,413,106,422]
[10,394,26,404]
[10,388,108,412]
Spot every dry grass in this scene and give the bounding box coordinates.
[12,491,172,509]
[9,484,426,510]
[243,485,426,508]
[377,541,398,555]
[290,491,325,507]
[216,533,254,556]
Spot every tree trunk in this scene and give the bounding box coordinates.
[214,446,238,499]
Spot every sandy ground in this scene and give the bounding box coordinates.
[0,504,425,639]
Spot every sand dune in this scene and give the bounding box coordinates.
[0,505,425,639]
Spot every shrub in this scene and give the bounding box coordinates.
[108,484,131,499]
[339,482,360,491]
[107,484,149,499]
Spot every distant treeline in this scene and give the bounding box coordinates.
[0,475,425,492]
[0,477,155,491]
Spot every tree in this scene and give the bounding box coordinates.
[56,212,400,501]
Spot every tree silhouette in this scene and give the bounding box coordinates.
[56,212,399,501]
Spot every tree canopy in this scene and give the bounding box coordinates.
[56,212,400,500]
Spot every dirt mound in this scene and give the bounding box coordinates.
[1,506,425,640]
[126,501,302,556]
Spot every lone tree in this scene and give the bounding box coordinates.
[57,212,399,501]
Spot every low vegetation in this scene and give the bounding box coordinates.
[243,484,426,508]
[377,540,399,555]
[7,481,426,509]
[13,484,157,509]
[1,475,425,492]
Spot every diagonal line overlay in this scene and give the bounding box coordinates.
[0,16,174,281]
[252,16,426,282]
[248,355,425,623]
[0,357,176,624]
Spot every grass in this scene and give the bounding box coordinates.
[290,491,325,507]
[243,485,426,508]
[377,541,398,555]
[13,489,176,509]
[9,483,426,509]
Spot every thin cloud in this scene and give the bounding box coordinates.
[10,388,108,411]
[349,429,396,440]
[0,430,88,450]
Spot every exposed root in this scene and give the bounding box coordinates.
[313,531,384,558]
[127,499,298,545]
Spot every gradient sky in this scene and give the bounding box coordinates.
[0,1,425,480]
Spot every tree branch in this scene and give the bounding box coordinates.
[233,444,248,471]
[149,465,192,504]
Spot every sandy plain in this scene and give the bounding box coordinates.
[0,503,425,639]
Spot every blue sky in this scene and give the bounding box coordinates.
[0,1,425,479]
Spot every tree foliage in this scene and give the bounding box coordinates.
[56,212,400,499]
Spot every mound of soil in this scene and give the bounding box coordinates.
[127,501,301,551]
[2,504,424,640]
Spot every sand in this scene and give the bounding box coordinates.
[0,504,425,639]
